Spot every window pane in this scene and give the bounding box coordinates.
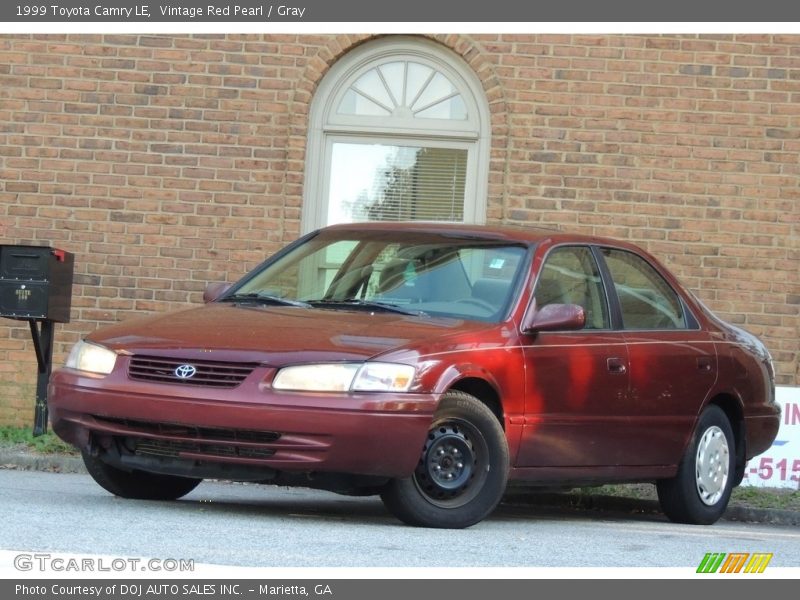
[416,95,468,120]
[405,63,434,106]
[412,72,459,112]
[535,246,610,330]
[338,88,391,116]
[602,248,686,330]
[352,69,395,111]
[378,62,405,106]
[328,142,467,225]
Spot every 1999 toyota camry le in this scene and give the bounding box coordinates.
[49,223,780,528]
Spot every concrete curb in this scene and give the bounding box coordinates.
[0,450,86,474]
[502,490,800,527]
[1,449,797,527]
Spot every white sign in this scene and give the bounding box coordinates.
[741,386,800,490]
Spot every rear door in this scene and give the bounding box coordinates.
[598,247,717,466]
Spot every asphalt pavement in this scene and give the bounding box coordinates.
[1,468,799,569]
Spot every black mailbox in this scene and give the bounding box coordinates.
[0,244,75,436]
[0,245,74,322]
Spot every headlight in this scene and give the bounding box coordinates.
[272,363,360,392]
[65,340,117,375]
[272,362,415,393]
[351,362,415,392]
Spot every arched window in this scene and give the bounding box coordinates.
[303,37,490,233]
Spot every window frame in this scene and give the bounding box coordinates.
[527,243,614,334]
[302,37,491,234]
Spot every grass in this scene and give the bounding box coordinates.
[730,485,800,511]
[0,425,78,455]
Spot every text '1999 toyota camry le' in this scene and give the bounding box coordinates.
[49,223,780,528]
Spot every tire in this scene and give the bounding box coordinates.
[82,451,202,501]
[380,390,509,529]
[656,405,734,525]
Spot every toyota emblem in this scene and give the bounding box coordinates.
[174,364,197,379]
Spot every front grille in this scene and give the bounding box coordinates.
[128,355,258,388]
[134,439,275,460]
[95,416,281,444]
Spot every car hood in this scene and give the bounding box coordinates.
[87,303,492,366]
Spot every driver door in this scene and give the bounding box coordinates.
[517,245,631,467]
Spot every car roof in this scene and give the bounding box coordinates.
[320,221,633,249]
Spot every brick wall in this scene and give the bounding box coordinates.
[1,34,798,424]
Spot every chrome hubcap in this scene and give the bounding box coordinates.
[695,425,729,506]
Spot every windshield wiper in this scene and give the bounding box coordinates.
[307,299,427,317]
[219,292,311,308]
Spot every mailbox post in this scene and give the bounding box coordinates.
[0,245,74,435]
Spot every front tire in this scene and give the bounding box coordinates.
[657,405,734,525]
[380,391,509,528]
[82,451,202,500]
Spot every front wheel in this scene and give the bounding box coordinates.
[82,451,202,501]
[656,405,735,525]
[380,391,509,528]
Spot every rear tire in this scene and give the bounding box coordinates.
[380,391,509,529]
[82,451,202,500]
[657,405,734,525]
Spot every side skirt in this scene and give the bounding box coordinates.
[508,464,678,486]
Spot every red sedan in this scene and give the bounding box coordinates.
[49,223,780,528]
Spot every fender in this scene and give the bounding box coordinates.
[434,363,504,398]
[431,360,526,462]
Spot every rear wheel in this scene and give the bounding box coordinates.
[82,451,202,500]
[657,405,734,525]
[380,390,509,528]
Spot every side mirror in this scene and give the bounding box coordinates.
[203,282,232,303]
[522,303,586,333]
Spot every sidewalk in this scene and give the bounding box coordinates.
[2,448,798,527]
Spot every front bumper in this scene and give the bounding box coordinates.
[48,361,439,480]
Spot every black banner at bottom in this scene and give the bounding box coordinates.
[4,579,794,600]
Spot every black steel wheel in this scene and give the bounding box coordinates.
[656,404,735,525]
[381,390,509,528]
[82,451,202,501]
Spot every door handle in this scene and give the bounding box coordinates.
[697,356,713,372]
[607,357,627,374]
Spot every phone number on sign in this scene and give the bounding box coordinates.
[744,457,800,482]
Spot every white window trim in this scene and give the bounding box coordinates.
[302,37,491,234]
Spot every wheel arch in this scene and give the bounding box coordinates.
[706,392,746,481]
[446,376,504,428]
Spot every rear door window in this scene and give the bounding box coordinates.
[601,248,687,330]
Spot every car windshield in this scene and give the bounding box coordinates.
[227,230,529,322]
